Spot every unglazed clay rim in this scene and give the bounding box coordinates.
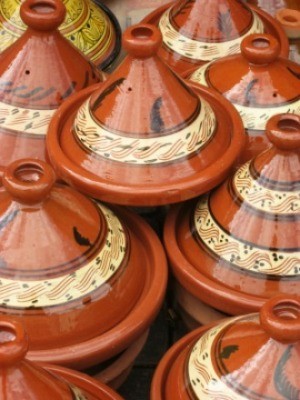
[150,324,212,400]
[142,2,289,59]
[26,205,167,368]
[44,363,124,400]
[164,203,266,316]
[46,83,245,206]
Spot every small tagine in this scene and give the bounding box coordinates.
[0,158,167,386]
[187,33,300,162]
[0,316,123,399]
[276,8,300,64]
[0,0,121,70]
[246,0,299,16]
[0,0,103,168]
[46,23,245,207]
[151,295,300,400]
[164,113,300,326]
[142,0,289,74]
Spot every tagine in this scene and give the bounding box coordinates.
[276,8,300,64]
[164,113,300,327]
[0,0,121,70]
[46,23,245,207]
[0,158,167,386]
[151,295,300,399]
[142,0,289,74]
[187,33,300,162]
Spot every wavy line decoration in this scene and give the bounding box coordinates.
[159,9,264,61]
[0,203,127,309]
[73,97,216,165]
[194,196,300,276]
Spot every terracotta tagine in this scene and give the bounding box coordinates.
[142,0,289,75]
[164,113,300,327]
[46,23,245,207]
[246,0,299,17]
[0,158,167,387]
[0,0,121,71]
[0,316,123,399]
[0,0,104,168]
[151,294,300,400]
[276,8,300,64]
[187,33,300,163]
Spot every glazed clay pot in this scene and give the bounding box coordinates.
[151,295,300,400]
[46,23,245,207]
[0,0,121,70]
[164,113,300,326]
[0,0,104,168]
[186,33,300,162]
[0,316,123,399]
[0,158,167,386]
[142,0,289,75]
[276,8,300,64]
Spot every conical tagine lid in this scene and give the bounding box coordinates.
[164,113,300,315]
[188,33,300,161]
[0,0,103,167]
[46,23,245,206]
[142,0,289,74]
[0,0,121,70]
[0,158,150,353]
[0,316,123,399]
[153,295,300,400]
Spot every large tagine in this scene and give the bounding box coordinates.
[0,158,167,386]
[0,316,123,399]
[0,0,103,168]
[0,0,121,70]
[142,0,289,75]
[46,23,245,207]
[164,113,300,327]
[187,33,300,162]
[151,295,300,400]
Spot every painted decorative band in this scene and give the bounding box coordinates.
[159,9,264,61]
[0,203,127,308]
[73,97,216,165]
[70,384,89,400]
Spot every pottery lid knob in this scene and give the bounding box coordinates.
[241,34,281,65]
[276,8,300,39]
[265,113,300,151]
[122,24,163,59]
[20,0,66,32]
[260,295,300,344]
[2,159,56,204]
[0,317,28,367]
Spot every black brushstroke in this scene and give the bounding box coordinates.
[91,78,126,111]
[73,227,92,247]
[60,82,77,100]
[220,345,239,359]
[275,346,300,399]
[287,67,300,80]
[150,97,165,133]
[244,79,259,106]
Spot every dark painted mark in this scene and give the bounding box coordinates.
[176,0,196,16]
[73,227,92,247]
[30,87,56,101]
[220,345,239,359]
[150,97,165,133]
[82,71,90,89]
[217,10,233,38]
[244,79,259,105]
[0,83,56,101]
[60,82,77,100]
[275,346,300,399]
[92,78,126,111]
[0,209,19,232]
[287,67,300,80]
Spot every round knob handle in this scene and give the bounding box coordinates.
[20,0,66,32]
[2,159,56,204]
[0,317,28,367]
[276,8,300,39]
[260,295,300,344]
[266,113,300,151]
[241,34,280,65]
[123,24,162,59]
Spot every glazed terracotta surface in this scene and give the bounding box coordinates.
[276,8,300,64]
[151,295,300,400]
[187,33,300,162]
[164,113,300,316]
[0,0,103,168]
[0,0,121,70]
[142,0,289,75]
[46,23,245,206]
[0,316,123,399]
[0,158,167,371]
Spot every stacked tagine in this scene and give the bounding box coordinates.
[0,157,167,388]
[187,33,300,162]
[46,23,245,206]
[0,0,121,70]
[142,0,289,74]
[151,295,300,399]
[164,113,300,328]
[0,0,104,167]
